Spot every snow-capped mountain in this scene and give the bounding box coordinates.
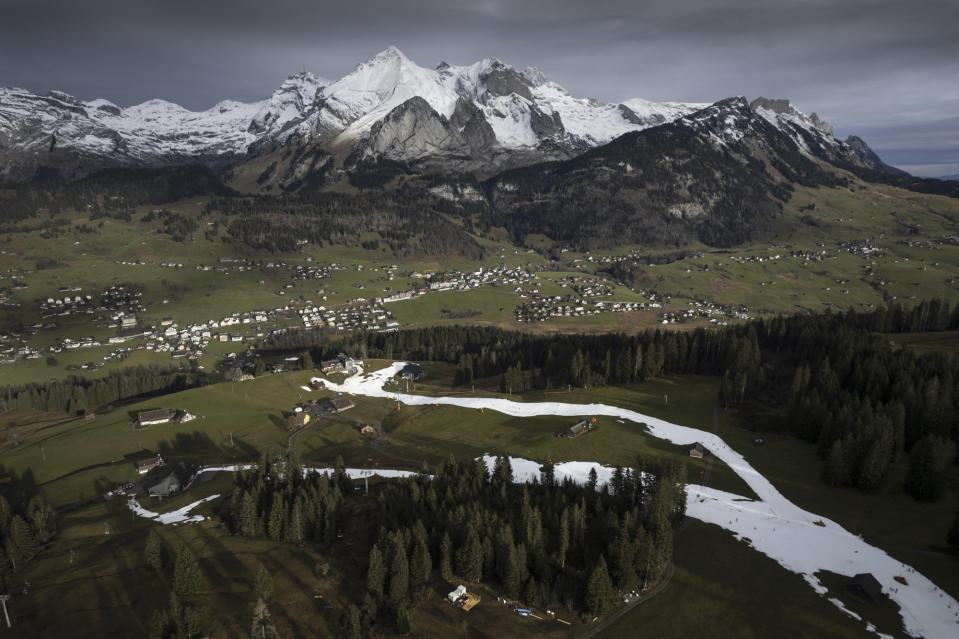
[0,46,900,185]
[0,73,325,181]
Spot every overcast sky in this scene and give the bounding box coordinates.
[2,0,958,176]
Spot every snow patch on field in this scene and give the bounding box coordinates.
[128,495,219,525]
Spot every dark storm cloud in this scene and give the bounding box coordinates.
[2,0,958,175]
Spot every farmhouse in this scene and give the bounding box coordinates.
[136,454,165,475]
[148,462,196,498]
[310,379,326,391]
[689,443,705,459]
[321,358,345,374]
[136,408,176,428]
[559,418,595,438]
[327,397,356,413]
[287,411,311,431]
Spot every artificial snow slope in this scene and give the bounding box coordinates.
[320,363,959,639]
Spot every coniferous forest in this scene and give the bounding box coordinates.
[227,455,686,635]
[297,300,959,499]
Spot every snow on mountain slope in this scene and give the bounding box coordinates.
[249,72,327,140]
[303,47,706,152]
[314,47,460,144]
[4,46,893,185]
[0,71,327,179]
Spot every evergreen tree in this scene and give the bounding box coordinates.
[267,498,285,541]
[301,350,314,370]
[822,439,849,486]
[439,532,453,581]
[905,435,957,501]
[557,508,570,569]
[9,515,37,563]
[585,555,615,617]
[145,529,164,572]
[410,538,432,589]
[387,535,410,605]
[393,603,411,634]
[456,530,483,582]
[173,544,202,595]
[148,609,172,639]
[251,598,275,639]
[341,604,363,639]
[366,543,386,597]
[254,565,274,602]
[253,358,266,377]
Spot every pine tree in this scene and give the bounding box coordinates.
[439,532,453,581]
[173,544,202,595]
[410,538,432,589]
[393,603,411,634]
[905,435,957,501]
[253,357,266,377]
[239,491,258,537]
[301,350,314,370]
[387,535,410,605]
[287,498,306,544]
[0,495,11,537]
[251,599,275,639]
[366,543,386,597]
[148,609,172,639]
[267,498,285,541]
[586,467,598,493]
[341,604,363,639]
[145,529,164,572]
[822,439,848,486]
[557,508,570,569]
[254,565,274,601]
[455,530,482,582]
[585,555,615,617]
[9,515,37,563]
[523,576,538,606]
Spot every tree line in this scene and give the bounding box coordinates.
[0,364,206,416]
[306,301,957,499]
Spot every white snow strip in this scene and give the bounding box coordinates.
[128,495,219,525]
[309,363,959,639]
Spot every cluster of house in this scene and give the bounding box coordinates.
[839,240,883,257]
[380,265,534,303]
[0,335,41,363]
[298,302,399,333]
[549,276,613,298]
[514,296,645,323]
[292,264,333,281]
[37,284,144,323]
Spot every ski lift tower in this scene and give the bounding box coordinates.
[0,594,11,628]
